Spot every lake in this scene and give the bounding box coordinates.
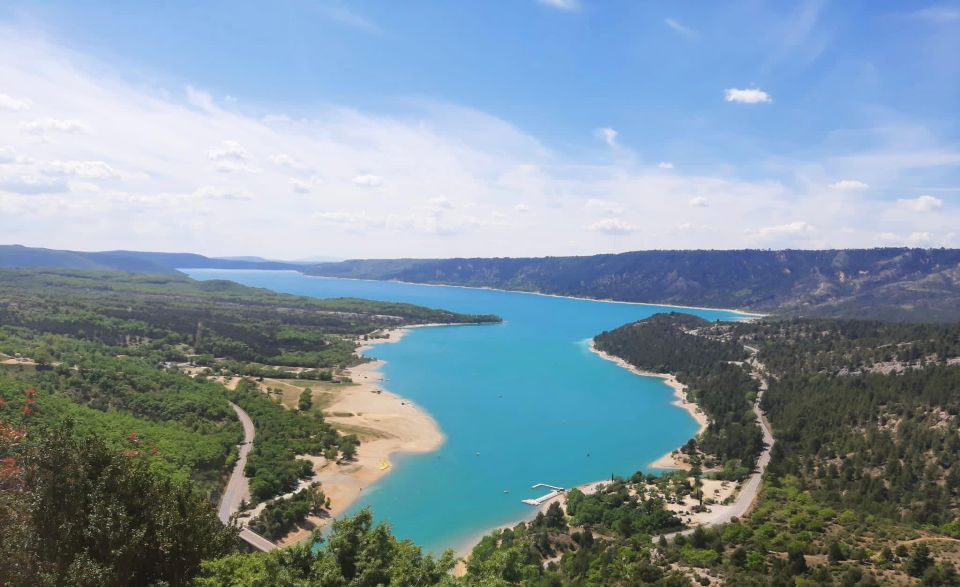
[184,269,749,553]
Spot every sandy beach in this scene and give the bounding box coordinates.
[277,327,445,546]
[587,341,708,470]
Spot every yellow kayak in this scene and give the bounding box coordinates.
[379,460,391,470]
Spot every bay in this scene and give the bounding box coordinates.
[184,269,749,553]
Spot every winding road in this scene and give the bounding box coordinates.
[654,347,775,542]
[218,401,277,552]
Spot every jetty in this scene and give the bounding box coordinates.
[521,483,566,506]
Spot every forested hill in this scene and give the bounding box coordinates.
[306,248,960,322]
[0,244,299,274]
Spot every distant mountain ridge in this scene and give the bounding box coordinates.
[0,245,299,274]
[304,248,960,322]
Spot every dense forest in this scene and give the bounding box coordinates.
[465,314,960,585]
[5,265,960,584]
[307,248,960,322]
[0,269,498,369]
[595,313,763,474]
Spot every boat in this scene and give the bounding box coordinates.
[379,460,391,470]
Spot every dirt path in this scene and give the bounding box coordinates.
[654,347,775,541]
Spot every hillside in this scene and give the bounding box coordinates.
[306,248,960,322]
[0,245,299,274]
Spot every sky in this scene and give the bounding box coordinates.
[0,0,958,259]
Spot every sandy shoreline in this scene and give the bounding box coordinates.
[587,340,708,470]
[277,327,446,546]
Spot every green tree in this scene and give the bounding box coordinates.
[2,421,236,587]
[298,388,312,411]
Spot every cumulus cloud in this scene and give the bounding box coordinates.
[658,162,674,169]
[688,196,708,207]
[352,174,383,188]
[1,26,957,256]
[536,0,579,11]
[20,117,89,134]
[595,127,618,147]
[587,218,634,235]
[829,179,869,191]
[0,93,31,111]
[724,88,773,104]
[897,195,943,212]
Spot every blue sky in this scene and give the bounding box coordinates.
[0,1,958,257]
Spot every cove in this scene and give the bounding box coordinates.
[184,269,749,553]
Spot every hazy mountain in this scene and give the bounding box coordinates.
[0,245,299,274]
[305,248,960,322]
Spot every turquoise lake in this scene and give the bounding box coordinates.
[184,269,748,553]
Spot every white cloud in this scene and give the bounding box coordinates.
[44,160,120,179]
[912,6,960,23]
[907,231,932,245]
[585,198,623,214]
[829,179,869,191]
[724,88,773,104]
[657,161,674,169]
[688,196,708,207]
[427,196,453,209]
[290,178,312,193]
[596,127,618,147]
[269,153,304,168]
[353,173,383,188]
[20,117,89,134]
[213,159,261,174]
[1,26,957,256]
[194,185,251,200]
[536,0,579,11]
[207,140,250,161]
[185,86,215,111]
[897,194,943,212]
[0,174,67,195]
[0,93,31,111]
[752,221,815,239]
[664,18,697,39]
[587,218,634,235]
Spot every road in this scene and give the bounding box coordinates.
[218,401,256,524]
[654,348,775,542]
[218,401,278,552]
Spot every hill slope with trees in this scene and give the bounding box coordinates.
[307,248,960,322]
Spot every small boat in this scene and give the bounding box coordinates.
[379,460,391,470]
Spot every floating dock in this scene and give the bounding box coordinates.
[521,483,566,506]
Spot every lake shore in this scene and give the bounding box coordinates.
[455,341,712,564]
[281,270,765,319]
[587,340,708,470]
[278,327,445,546]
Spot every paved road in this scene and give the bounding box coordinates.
[218,401,278,552]
[654,349,775,542]
[218,401,256,524]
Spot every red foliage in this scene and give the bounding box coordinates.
[23,388,37,398]
[0,398,5,409]
[122,449,142,458]
[127,432,140,444]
